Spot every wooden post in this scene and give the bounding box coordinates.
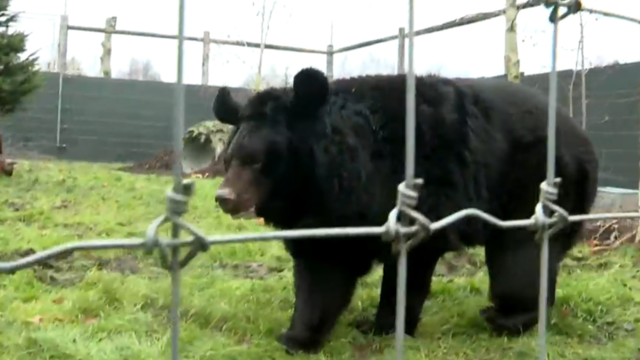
[504,0,521,83]
[202,31,210,85]
[100,16,117,78]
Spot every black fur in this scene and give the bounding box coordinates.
[212,67,599,354]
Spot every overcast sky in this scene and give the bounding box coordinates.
[8,0,640,86]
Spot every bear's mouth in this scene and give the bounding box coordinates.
[231,206,257,219]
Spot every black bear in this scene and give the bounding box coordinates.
[212,67,599,354]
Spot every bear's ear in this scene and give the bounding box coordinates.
[291,67,329,113]
[213,87,241,126]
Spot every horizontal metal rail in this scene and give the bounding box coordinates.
[332,1,541,54]
[2,209,638,274]
[332,2,639,54]
[66,25,327,54]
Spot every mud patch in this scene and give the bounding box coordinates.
[435,250,485,278]
[0,248,143,286]
[91,255,142,275]
[4,199,26,211]
[119,148,226,178]
[351,341,389,360]
[215,261,285,279]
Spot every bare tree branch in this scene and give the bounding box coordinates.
[578,12,587,130]
[255,0,277,91]
[568,30,582,118]
[115,58,162,81]
[43,56,85,75]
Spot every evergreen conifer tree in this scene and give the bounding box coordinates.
[0,2,41,116]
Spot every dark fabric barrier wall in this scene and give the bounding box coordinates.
[2,63,638,188]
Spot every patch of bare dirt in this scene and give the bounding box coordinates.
[351,341,389,360]
[583,219,640,254]
[435,250,485,278]
[0,248,143,286]
[119,148,226,179]
[92,255,142,275]
[215,261,285,279]
[0,133,16,177]
[4,199,26,211]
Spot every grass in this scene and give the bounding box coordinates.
[0,160,638,360]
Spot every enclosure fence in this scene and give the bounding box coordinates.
[48,0,640,152]
[3,1,640,360]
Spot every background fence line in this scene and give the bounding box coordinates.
[1,2,639,360]
[1,3,639,188]
[2,63,638,188]
[1,3,638,190]
[48,1,639,84]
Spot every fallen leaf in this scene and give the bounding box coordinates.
[83,316,99,325]
[27,315,44,324]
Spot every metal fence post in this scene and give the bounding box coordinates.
[55,15,69,149]
[397,27,406,74]
[326,44,334,81]
[202,31,210,85]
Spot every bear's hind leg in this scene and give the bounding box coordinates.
[482,228,567,336]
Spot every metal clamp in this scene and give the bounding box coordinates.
[531,178,570,241]
[538,0,582,23]
[144,180,210,270]
[383,179,432,252]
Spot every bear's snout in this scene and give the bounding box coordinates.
[215,186,239,214]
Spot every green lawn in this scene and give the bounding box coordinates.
[0,160,638,360]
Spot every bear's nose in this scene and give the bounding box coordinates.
[215,187,237,214]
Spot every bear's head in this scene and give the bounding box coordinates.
[212,67,329,219]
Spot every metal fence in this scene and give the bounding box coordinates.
[1,1,640,360]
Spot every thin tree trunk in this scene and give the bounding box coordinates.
[579,12,587,129]
[504,0,521,83]
[256,0,277,91]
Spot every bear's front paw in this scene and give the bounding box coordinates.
[352,317,395,336]
[276,331,324,355]
[480,306,538,336]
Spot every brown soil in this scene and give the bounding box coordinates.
[0,248,144,287]
[120,148,225,178]
[583,218,640,253]
[0,133,15,177]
